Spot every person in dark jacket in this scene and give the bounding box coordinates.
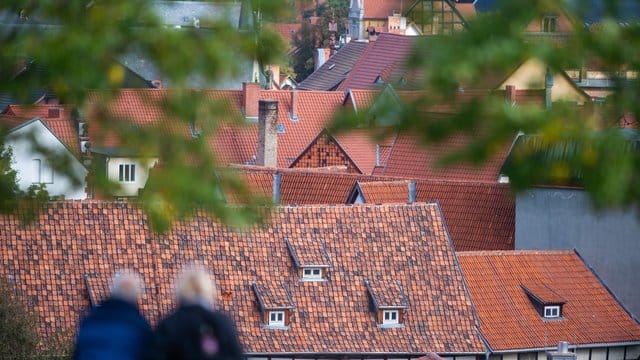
[148,266,244,360]
[74,270,152,360]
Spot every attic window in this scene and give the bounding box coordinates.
[328,64,336,70]
[302,268,322,279]
[382,310,399,324]
[48,108,61,118]
[277,123,286,134]
[374,76,385,85]
[543,16,558,33]
[269,311,286,326]
[544,305,560,318]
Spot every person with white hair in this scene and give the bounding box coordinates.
[148,265,244,360]
[74,269,152,360]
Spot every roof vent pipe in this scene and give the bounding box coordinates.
[272,172,282,204]
[408,181,416,204]
[546,341,576,360]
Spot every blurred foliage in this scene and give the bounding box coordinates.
[0,278,40,359]
[0,0,289,232]
[334,0,640,211]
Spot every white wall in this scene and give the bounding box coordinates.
[7,120,87,199]
[106,156,157,197]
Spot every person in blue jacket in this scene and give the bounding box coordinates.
[74,270,152,360]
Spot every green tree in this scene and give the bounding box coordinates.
[0,0,289,232]
[0,279,39,359]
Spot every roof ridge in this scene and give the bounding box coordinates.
[457,249,575,256]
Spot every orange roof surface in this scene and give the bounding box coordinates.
[458,250,640,351]
[85,89,346,168]
[363,0,408,19]
[2,104,81,156]
[356,180,411,203]
[1,201,486,355]
[380,133,513,183]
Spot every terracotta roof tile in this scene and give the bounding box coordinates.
[340,33,416,91]
[298,41,370,91]
[365,279,410,308]
[363,0,408,19]
[2,104,81,156]
[1,201,486,355]
[252,282,295,310]
[520,282,566,305]
[357,180,411,203]
[285,237,331,267]
[458,250,640,351]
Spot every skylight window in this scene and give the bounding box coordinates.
[302,268,322,280]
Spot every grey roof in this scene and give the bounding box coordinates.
[297,41,370,91]
[151,1,242,28]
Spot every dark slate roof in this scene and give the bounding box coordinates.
[298,41,370,91]
[0,201,486,355]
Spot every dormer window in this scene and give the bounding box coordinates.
[268,311,285,326]
[521,283,566,320]
[252,282,295,330]
[365,279,409,328]
[544,305,560,318]
[285,238,331,282]
[543,15,558,33]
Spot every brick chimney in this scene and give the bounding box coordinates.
[257,99,278,167]
[505,85,517,104]
[314,48,332,70]
[243,82,260,119]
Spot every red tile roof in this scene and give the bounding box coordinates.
[380,133,512,183]
[458,250,640,351]
[1,201,486,355]
[416,181,514,251]
[2,104,81,156]
[363,0,408,19]
[339,33,416,91]
[85,89,346,168]
[356,180,411,203]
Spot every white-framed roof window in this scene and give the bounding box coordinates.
[302,267,322,280]
[544,305,560,318]
[382,309,399,324]
[118,163,136,183]
[268,311,285,327]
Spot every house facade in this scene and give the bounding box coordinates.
[4,117,87,199]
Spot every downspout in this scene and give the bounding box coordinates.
[545,68,554,109]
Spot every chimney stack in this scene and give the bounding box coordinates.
[243,82,260,119]
[546,342,576,360]
[505,85,517,104]
[257,99,278,167]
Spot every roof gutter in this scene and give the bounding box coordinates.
[493,341,640,354]
[245,351,485,357]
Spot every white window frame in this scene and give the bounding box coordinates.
[544,305,560,318]
[268,311,285,326]
[302,267,322,280]
[32,158,54,184]
[118,164,136,183]
[382,309,399,324]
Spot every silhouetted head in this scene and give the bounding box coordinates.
[110,269,144,304]
[174,265,217,309]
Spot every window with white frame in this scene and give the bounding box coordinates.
[543,305,560,318]
[302,268,322,280]
[543,16,558,33]
[268,311,285,326]
[32,159,54,184]
[118,164,136,182]
[382,310,399,324]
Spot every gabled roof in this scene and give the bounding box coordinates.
[85,89,346,167]
[1,104,81,156]
[458,250,640,351]
[352,180,412,204]
[339,33,418,91]
[298,41,370,91]
[1,201,486,355]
